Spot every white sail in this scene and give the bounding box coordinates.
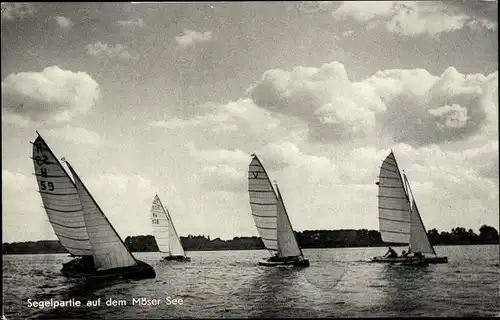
[276,184,302,258]
[377,152,411,244]
[248,156,278,252]
[405,175,436,255]
[65,161,137,271]
[151,195,170,254]
[409,199,435,254]
[31,134,92,256]
[151,195,186,256]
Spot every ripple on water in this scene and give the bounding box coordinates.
[3,247,500,318]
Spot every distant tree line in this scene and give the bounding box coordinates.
[2,225,498,254]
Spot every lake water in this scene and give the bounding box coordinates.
[2,245,499,318]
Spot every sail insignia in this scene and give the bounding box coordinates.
[248,155,303,258]
[31,135,92,256]
[151,195,186,257]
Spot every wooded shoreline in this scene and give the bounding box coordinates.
[3,225,498,254]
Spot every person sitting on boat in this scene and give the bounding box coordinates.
[384,247,398,258]
[269,253,279,262]
[401,250,409,257]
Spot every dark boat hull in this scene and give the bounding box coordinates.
[371,256,448,264]
[258,257,310,267]
[61,258,155,280]
[163,255,191,262]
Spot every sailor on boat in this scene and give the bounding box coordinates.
[384,247,398,258]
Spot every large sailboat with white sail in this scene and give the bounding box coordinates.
[248,154,309,267]
[151,194,190,262]
[32,132,156,279]
[371,151,448,264]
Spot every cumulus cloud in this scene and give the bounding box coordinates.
[151,61,496,148]
[247,61,386,142]
[149,98,304,149]
[44,126,102,146]
[54,16,74,29]
[297,1,339,14]
[246,61,497,146]
[175,29,213,49]
[85,42,132,60]
[186,144,249,193]
[1,66,100,125]
[116,17,145,28]
[1,3,36,21]
[188,141,338,193]
[333,1,497,36]
[367,67,496,146]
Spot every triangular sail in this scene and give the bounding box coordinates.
[165,207,186,256]
[65,161,137,271]
[151,195,170,254]
[248,155,278,253]
[151,195,186,256]
[275,184,302,258]
[31,134,92,256]
[405,176,436,255]
[377,152,411,244]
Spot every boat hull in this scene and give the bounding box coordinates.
[258,257,310,267]
[163,255,191,262]
[61,258,156,280]
[370,256,448,264]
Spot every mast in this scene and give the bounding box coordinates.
[403,173,437,256]
[156,195,186,257]
[64,159,139,265]
[275,183,304,258]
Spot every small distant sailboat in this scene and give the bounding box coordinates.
[371,151,448,265]
[32,132,156,279]
[248,154,310,267]
[151,194,190,262]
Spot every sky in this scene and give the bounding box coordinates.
[1,1,498,243]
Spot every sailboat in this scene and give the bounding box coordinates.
[32,132,156,279]
[370,151,448,264]
[248,154,310,267]
[150,194,191,262]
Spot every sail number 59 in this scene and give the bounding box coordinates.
[40,181,55,191]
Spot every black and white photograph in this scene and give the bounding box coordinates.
[2,1,498,318]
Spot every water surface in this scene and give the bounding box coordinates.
[3,245,499,318]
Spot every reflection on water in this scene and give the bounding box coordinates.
[3,245,499,319]
[378,264,433,316]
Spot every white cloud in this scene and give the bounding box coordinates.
[1,3,36,22]
[342,29,354,36]
[333,1,497,37]
[116,18,145,28]
[1,66,100,125]
[85,42,132,60]
[246,61,496,146]
[44,126,102,146]
[144,59,498,235]
[175,29,213,49]
[428,104,469,129]
[54,16,74,29]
